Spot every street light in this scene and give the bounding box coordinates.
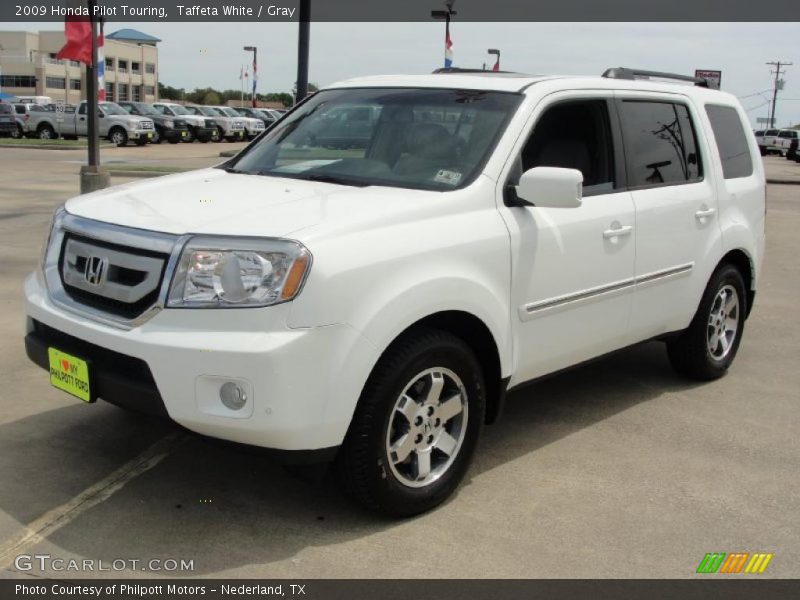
[431,1,457,69]
[488,48,500,72]
[243,46,257,107]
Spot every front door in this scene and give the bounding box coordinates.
[498,93,637,385]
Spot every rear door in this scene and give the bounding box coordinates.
[616,93,723,339]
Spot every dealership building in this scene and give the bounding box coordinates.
[0,28,160,104]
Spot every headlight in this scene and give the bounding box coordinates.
[164,119,175,129]
[167,237,311,308]
[40,205,65,270]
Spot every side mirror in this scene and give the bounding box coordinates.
[507,167,583,208]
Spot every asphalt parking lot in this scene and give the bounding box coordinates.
[0,147,797,579]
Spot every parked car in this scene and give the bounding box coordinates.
[151,102,216,143]
[25,101,155,146]
[789,138,800,162]
[11,103,48,138]
[775,129,800,158]
[214,106,265,139]
[118,101,189,144]
[234,106,276,128]
[759,128,784,155]
[24,69,765,517]
[0,103,17,137]
[183,105,245,142]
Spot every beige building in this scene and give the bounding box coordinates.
[0,28,160,104]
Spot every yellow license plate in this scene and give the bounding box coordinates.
[147,133,153,139]
[48,348,92,403]
[181,131,187,137]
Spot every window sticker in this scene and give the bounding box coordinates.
[434,169,462,186]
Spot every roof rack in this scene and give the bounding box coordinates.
[432,67,520,75]
[602,67,720,90]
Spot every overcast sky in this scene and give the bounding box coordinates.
[12,21,800,127]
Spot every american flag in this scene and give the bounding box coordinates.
[444,30,453,69]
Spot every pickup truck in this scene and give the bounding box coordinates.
[117,101,189,145]
[25,101,155,146]
[757,128,784,156]
[775,129,800,158]
[184,105,245,142]
[151,102,216,143]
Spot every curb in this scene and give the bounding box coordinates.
[219,150,239,158]
[767,179,800,186]
[0,143,114,151]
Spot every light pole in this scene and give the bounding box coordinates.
[295,0,310,104]
[488,48,500,72]
[243,46,257,107]
[431,1,457,69]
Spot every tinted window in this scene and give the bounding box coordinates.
[754,130,764,136]
[765,129,779,136]
[619,101,702,187]
[705,105,754,180]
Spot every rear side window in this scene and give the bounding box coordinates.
[705,105,754,180]
[618,100,702,188]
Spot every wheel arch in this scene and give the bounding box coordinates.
[374,310,508,425]
[718,249,756,318]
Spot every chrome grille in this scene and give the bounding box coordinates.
[174,119,188,130]
[140,120,154,130]
[43,211,186,329]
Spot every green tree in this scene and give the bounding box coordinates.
[201,90,221,105]
[158,82,184,101]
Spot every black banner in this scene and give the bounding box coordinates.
[3,579,800,600]
[3,0,800,22]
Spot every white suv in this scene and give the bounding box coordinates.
[24,68,765,516]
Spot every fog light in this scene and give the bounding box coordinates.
[219,382,247,410]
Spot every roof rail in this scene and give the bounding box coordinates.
[602,67,720,90]
[432,67,520,75]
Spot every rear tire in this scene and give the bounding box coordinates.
[11,124,23,139]
[667,264,747,381]
[336,328,485,517]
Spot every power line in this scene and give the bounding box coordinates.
[766,61,792,127]
[737,89,772,100]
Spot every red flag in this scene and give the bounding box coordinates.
[56,17,93,66]
[492,59,500,72]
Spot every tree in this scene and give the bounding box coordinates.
[158,82,184,101]
[201,90,221,105]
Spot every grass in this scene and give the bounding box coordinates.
[0,137,89,147]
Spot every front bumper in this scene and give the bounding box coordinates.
[128,128,155,141]
[191,126,215,142]
[163,128,190,142]
[24,271,374,457]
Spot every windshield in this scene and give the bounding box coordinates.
[99,102,129,116]
[133,103,159,116]
[194,106,218,117]
[167,105,190,115]
[219,107,240,117]
[230,88,521,191]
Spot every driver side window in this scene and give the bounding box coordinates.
[513,99,618,197]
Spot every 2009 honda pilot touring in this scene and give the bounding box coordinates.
[24,68,765,516]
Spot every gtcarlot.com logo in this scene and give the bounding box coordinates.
[14,554,194,572]
[696,552,773,574]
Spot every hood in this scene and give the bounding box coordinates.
[64,168,445,239]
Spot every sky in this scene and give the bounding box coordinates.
[10,21,800,127]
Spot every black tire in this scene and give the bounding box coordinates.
[336,328,485,517]
[134,138,148,146]
[37,124,56,140]
[151,126,163,144]
[11,124,23,139]
[667,264,747,381]
[212,127,223,143]
[109,127,128,147]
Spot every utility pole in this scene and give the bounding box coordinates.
[80,0,109,193]
[767,61,791,128]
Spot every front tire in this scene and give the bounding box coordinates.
[109,127,128,147]
[37,124,56,140]
[667,264,747,381]
[337,329,485,517]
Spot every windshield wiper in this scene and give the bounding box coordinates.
[222,166,253,175]
[301,174,369,187]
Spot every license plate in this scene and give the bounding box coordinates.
[48,348,92,403]
[147,133,153,139]
[181,131,187,137]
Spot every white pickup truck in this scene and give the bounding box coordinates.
[25,69,765,516]
[774,129,800,157]
[25,101,155,146]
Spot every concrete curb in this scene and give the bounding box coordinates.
[0,143,114,151]
[767,179,800,186]
[219,150,239,158]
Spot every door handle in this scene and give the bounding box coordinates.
[603,225,633,239]
[695,207,717,220]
